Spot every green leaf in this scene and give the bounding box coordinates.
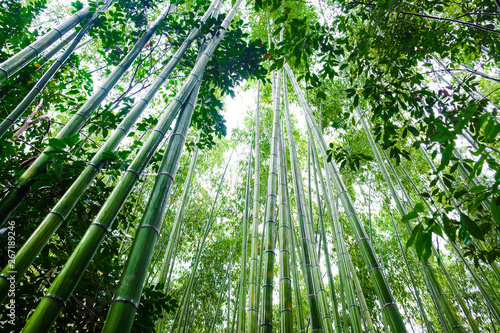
[442,214,457,242]
[413,203,425,213]
[48,138,67,149]
[491,196,500,226]
[437,142,454,172]
[460,213,485,240]
[469,185,487,194]
[406,223,422,248]
[402,211,418,223]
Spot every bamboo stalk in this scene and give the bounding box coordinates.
[247,81,262,333]
[283,71,324,332]
[278,118,294,333]
[309,136,363,333]
[356,110,467,332]
[284,63,407,332]
[101,72,204,332]
[236,127,254,332]
[156,137,200,289]
[0,6,103,139]
[172,150,234,333]
[260,68,281,333]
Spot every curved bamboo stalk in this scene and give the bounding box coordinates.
[247,81,262,333]
[284,63,407,332]
[0,6,94,84]
[282,72,324,333]
[21,3,242,329]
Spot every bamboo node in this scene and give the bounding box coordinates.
[91,222,109,233]
[138,224,160,235]
[381,302,397,311]
[126,168,141,179]
[112,296,138,309]
[45,293,66,305]
[368,266,381,275]
[49,210,65,221]
[158,171,175,181]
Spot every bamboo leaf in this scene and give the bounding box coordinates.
[460,213,485,240]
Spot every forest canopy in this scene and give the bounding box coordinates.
[0,0,499,332]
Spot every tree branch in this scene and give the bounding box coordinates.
[347,2,500,34]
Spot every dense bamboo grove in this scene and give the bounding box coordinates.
[1,0,499,332]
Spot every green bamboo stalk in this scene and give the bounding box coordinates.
[309,134,343,333]
[38,30,79,67]
[392,151,500,327]
[356,110,467,332]
[0,3,186,302]
[172,150,234,333]
[278,118,294,333]
[0,4,105,139]
[236,132,253,332]
[288,211,306,333]
[282,72,323,333]
[102,75,204,332]
[284,63,407,332]
[156,139,200,289]
[231,280,241,333]
[411,145,492,331]
[247,81,262,333]
[310,139,363,333]
[260,68,281,333]
[0,2,181,227]
[419,143,500,281]
[280,122,306,332]
[21,3,241,328]
[0,6,93,84]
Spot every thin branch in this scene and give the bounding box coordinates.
[347,2,500,34]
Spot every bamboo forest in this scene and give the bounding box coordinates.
[1,0,500,331]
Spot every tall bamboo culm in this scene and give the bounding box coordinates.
[277,118,294,333]
[102,72,204,332]
[283,71,323,332]
[156,138,200,289]
[308,135,363,333]
[247,81,262,333]
[21,2,243,329]
[284,63,407,332]
[356,110,468,332]
[260,69,281,333]
[236,127,254,333]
